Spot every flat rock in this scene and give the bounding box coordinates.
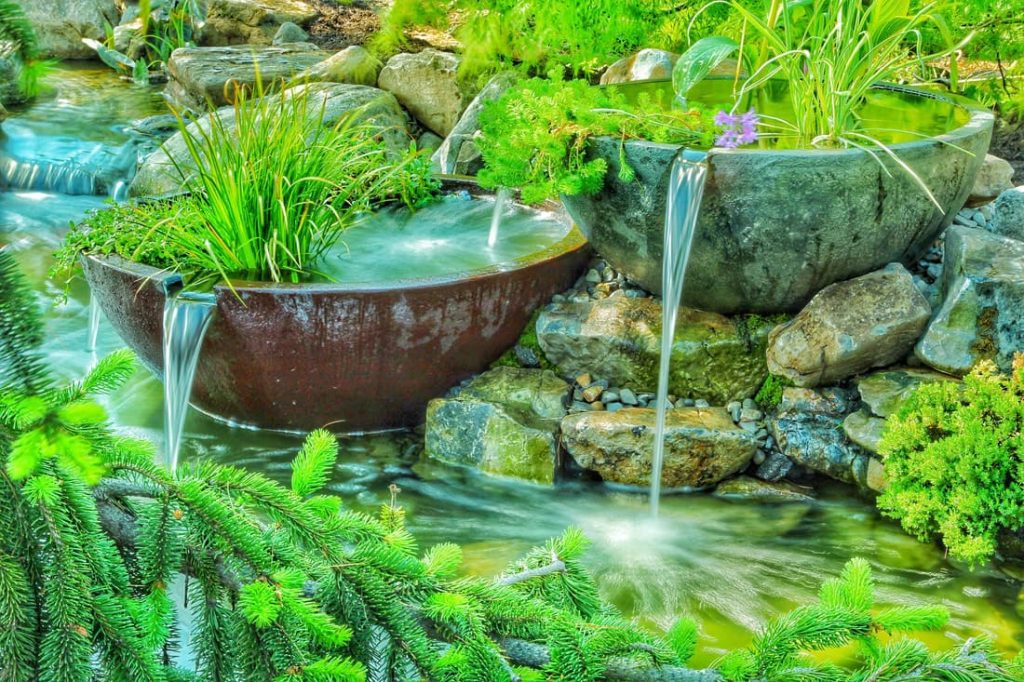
[842,408,885,455]
[916,225,1024,375]
[11,0,118,59]
[968,153,1015,206]
[199,0,319,46]
[456,366,569,431]
[561,407,758,489]
[600,49,677,85]
[130,82,410,197]
[432,71,517,176]
[165,44,329,111]
[767,264,931,387]
[377,49,471,137]
[537,296,774,405]
[713,476,815,503]
[986,186,1024,243]
[297,46,382,87]
[855,367,955,417]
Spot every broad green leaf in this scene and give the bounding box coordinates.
[672,36,740,104]
[80,38,135,74]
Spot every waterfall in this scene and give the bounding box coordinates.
[650,150,709,517]
[487,187,512,248]
[162,280,216,473]
[88,293,102,352]
[0,138,139,198]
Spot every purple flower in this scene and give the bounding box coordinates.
[715,108,760,149]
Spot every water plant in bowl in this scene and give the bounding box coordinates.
[58,83,589,435]
[478,0,994,314]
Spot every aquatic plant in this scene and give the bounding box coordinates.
[878,356,1024,567]
[477,78,714,204]
[5,248,1023,680]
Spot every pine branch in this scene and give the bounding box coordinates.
[497,558,567,586]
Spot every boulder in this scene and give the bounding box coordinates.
[432,71,516,176]
[713,476,815,503]
[767,264,931,387]
[916,225,1024,375]
[198,0,318,46]
[855,367,955,418]
[377,49,470,137]
[770,387,872,486]
[986,186,1024,243]
[130,82,411,197]
[10,0,118,59]
[296,46,382,87]
[424,367,570,484]
[600,49,677,85]
[842,408,885,455]
[272,21,309,45]
[164,45,329,111]
[536,296,775,405]
[562,407,757,488]
[967,153,1015,206]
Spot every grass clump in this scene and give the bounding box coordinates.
[878,356,1024,567]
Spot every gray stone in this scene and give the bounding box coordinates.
[377,49,471,137]
[296,46,383,87]
[767,264,931,387]
[713,476,815,503]
[432,71,516,176]
[164,45,329,111]
[986,186,1024,243]
[856,367,956,417]
[560,103,994,314]
[842,408,885,455]
[967,154,1015,206]
[561,407,758,489]
[770,388,871,486]
[130,82,411,197]
[916,225,1024,375]
[10,0,118,59]
[273,21,309,45]
[199,0,318,46]
[600,49,677,85]
[536,296,774,404]
[512,344,541,368]
[756,452,794,482]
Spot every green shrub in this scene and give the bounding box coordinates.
[878,356,1024,567]
[476,78,714,204]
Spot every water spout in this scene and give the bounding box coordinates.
[88,292,102,352]
[161,278,216,474]
[487,187,512,248]
[650,150,709,517]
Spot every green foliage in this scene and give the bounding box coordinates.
[477,78,714,204]
[878,357,1024,566]
[0,0,51,99]
[56,85,440,284]
[755,374,791,409]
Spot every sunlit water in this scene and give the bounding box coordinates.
[2,67,1021,666]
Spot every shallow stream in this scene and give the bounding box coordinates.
[1,67,1021,667]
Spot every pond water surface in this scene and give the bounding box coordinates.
[2,66,1021,668]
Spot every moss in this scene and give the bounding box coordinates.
[755,374,792,409]
[491,308,553,370]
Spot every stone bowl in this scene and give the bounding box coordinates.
[83,179,589,432]
[561,81,995,314]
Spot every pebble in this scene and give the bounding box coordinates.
[694,399,711,408]
[973,210,987,227]
[926,263,942,280]
[980,203,994,220]
[742,398,757,410]
[604,391,619,403]
[753,449,767,465]
[674,398,689,408]
[740,408,763,422]
[582,385,604,402]
[513,345,540,368]
[591,401,605,411]
[953,214,974,227]
[575,373,592,387]
[726,401,742,421]
[620,388,639,406]
[739,421,759,433]
[680,398,695,407]
[571,401,592,413]
[607,402,624,412]
[585,269,602,284]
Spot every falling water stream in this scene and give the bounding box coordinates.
[87,293,102,352]
[161,283,217,473]
[650,151,709,516]
[487,187,512,248]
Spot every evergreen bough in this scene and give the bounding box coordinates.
[1,245,1022,680]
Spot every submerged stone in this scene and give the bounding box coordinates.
[561,407,757,489]
[916,225,1024,375]
[713,476,815,503]
[767,264,931,387]
[536,296,774,405]
[855,367,956,418]
[378,49,471,137]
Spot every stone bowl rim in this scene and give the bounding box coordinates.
[593,79,995,157]
[82,176,588,295]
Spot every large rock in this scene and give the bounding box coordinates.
[855,367,955,417]
[968,154,1015,206]
[296,46,382,87]
[600,49,677,85]
[377,49,470,137]
[130,82,411,197]
[536,296,774,404]
[916,225,1024,375]
[164,44,329,111]
[432,71,517,176]
[770,387,873,487]
[561,407,757,488]
[198,0,319,46]
[11,0,118,59]
[425,367,570,484]
[986,186,1024,243]
[767,264,931,387]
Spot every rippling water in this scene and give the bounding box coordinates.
[2,66,1021,667]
